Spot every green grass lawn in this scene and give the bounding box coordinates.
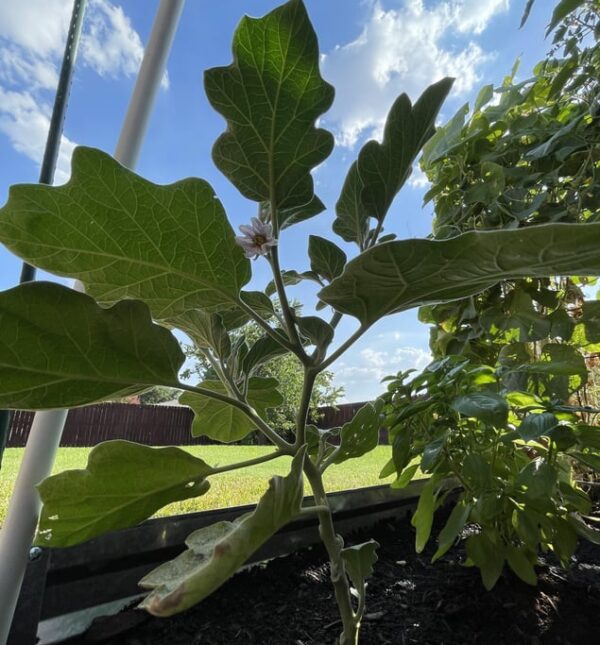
[0,445,395,527]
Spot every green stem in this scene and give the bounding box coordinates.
[211,449,286,475]
[268,246,307,361]
[180,383,292,451]
[304,459,359,645]
[319,323,370,372]
[237,298,296,353]
[295,368,317,449]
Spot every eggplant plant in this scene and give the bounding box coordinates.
[1,1,600,642]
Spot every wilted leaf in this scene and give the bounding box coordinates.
[139,448,306,616]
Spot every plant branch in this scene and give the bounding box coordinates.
[303,458,358,644]
[211,449,286,475]
[295,367,317,448]
[179,383,292,451]
[237,298,296,353]
[268,246,308,361]
[319,323,371,372]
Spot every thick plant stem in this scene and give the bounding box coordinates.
[304,459,359,645]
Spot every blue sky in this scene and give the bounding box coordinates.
[0,0,555,401]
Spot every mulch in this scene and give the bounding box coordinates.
[68,505,600,645]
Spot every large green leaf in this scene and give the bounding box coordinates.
[517,413,559,442]
[139,448,306,616]
[0,147,250,320]
[466,531,505,590]
[279,195,326,230]
[204,0,334,211]
[412,476,436,553]
[180,377,283,442]
[36,441,213,547]
[333,162,369,247]
[0,282,183,410]
[319,224,600,326]
[242,331,289,375]
[432,499,471,562]
[358,78,453,223]
[331,401,383,465]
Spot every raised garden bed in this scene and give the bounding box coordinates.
[63,504,600,645]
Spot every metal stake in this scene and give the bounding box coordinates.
[0,2,185,642]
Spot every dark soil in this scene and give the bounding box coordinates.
[71,507,600,645]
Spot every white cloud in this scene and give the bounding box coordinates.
[0,0,167,183]
[321,0,509,147]
[335,344,431,401]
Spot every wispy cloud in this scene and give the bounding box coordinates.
[321,0,509,147]
[0,0,167,184]
[335,344,431,402]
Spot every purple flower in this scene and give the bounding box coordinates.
[235,217,277,259]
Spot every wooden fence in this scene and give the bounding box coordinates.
[7,401,386,447]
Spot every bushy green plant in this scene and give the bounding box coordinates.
[378,356,600,589]
[1,1,600,641]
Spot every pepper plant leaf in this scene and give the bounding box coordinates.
[319,223,600,327]
[0,147,250,320]
[358,78,454,223]
[139,448,306,616]
[0,282,183,410]
[204,0,334,212]
[36,441,214,547]
[180,377,283,442]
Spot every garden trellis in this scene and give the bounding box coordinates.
[0,1,185,641]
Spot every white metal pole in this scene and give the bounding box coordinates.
[0,2,185,642]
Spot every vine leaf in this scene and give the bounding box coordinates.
[0,282,183,410]
[320,223,600,327]
[358,78,454,223]
[0,147,250,321]
[204,0,334,212]
[139,448,306,616]
[180,377,283,443]
[36,441,214,547]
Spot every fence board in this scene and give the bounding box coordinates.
[7,401,387,447]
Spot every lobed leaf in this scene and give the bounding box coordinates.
[0,282,183,410]
[341,540,379,591]
[331,401,383,465]
[36,441,213,547]
[204,0,334,213]
[358,78,453,223]
[0,147,250,321]
[319,223,600,327]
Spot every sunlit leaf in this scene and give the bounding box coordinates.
[0,147,250,320]
[37,441,213,547]
[204,0,334,211]
[0,282,183,409]
[320,224,600,326]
